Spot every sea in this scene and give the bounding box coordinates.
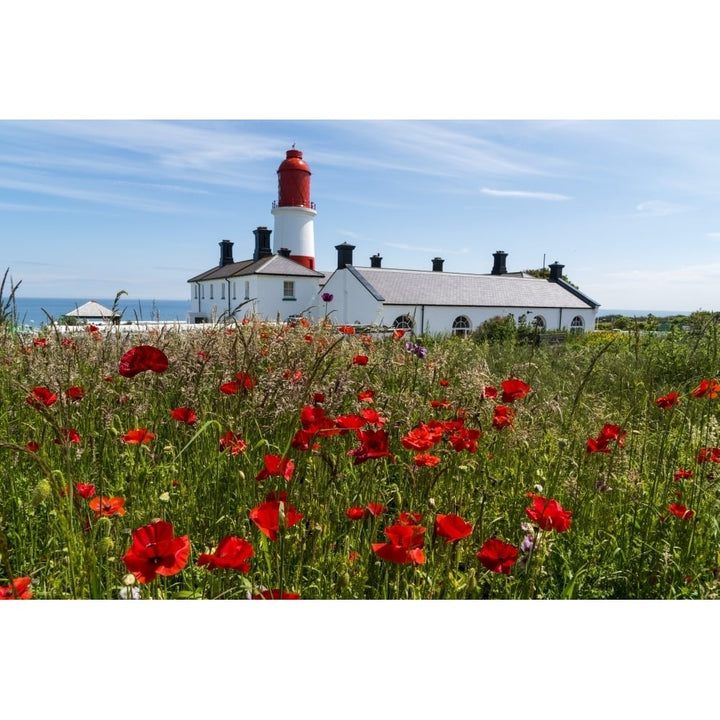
[9,297,191,327]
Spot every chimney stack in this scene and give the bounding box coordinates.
[253,226,272,260]
[370,253,382,268]
[491,250,508,275]
[278,247,292,258]
[432,257,444,272]
[335,242,355,269]
[219,239,234,267]
[548,261,564,282]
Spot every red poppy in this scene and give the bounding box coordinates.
[352,355,369,366]
[655,392,681,409]
[668,503,695,520]
[447,425,482,453]
[252,589,301,599]
[196,350,210,363]
[255,454,295,482]
[0,577,33,599]
[691,378,720,399]
[88,495,126,519]
[333,414,366,432]
[118,345,169,378]
[435,514,474,543]
[372,521,426,565]
[122,428,155,444]
[439,379,450,387]
[586,423,627,454]
[697,447,720,464]
[249,493,303,541]
[283,369,304,383]
[674,468,693,481]
[62,338,77,348]
[170,406,198,426]
[501,378,532,403]
[398,511,423,525]
[347,429,395,465]
[525,494,573,532]
[54,428,81,444]
[360,408,386,426]
[338,325,355,334]
[414,453,441,467]
[492,405,515,430]
[345,503,386,520]
[33,337,48,348]
[430,399,451,409]
[26,386,58,408]
[66,386,85,402]
[392,329,406,340]
[219,430,248,455]
[477,538,519,575]
[197,536,254,572]
[483,385,498,400]
[367,502,386,517]
[401,423,444,451]
[357,389,375,403]
[25,441,40,452]
[122,520,190,583]
[75,483,96,499]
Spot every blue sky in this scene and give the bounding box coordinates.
[3,119,720,312]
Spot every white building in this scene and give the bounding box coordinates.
[188,147,600,332]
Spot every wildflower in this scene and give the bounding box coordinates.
[170,406,198,426]
[122,428,155,444]
[321,292,334,302]
[501,378,531,403]
[586,423,626,454]
[118,586,142,600]
[216,430,246,455]
[196,350,210,363]
[392,329,406,340]
[345,507,368,520]
[439,379,450,387]
[691,379,720,399]
[430,399,451,409]
[414,453,441,467]
[357,389,375,403]
[674,468,693,481]
[525,493,573,532]
[655,391,681,409]
[252,589,301,599]
[492,405,515,430]
[338,325,355,334]
[0,577,33,599]
[435,514,474,543]
[255,454,295,482]
[118,345,169,378]
[249,492,303,541]
[25,441,40,452]
[54,428,81,444]
[26,386,58,408]
[352,355,369,366]
[483,385,498,400]
[220,371,257,394]
[65,386,85,402]
[697,447,720,464]
[75,483,96,499]
[197,536,254,572]
[668,503,695,520]
[347,429,395,465]
[372,520,426,565]
[477,538,519,575]
[405,341,427,360]
[33,337,47,348]
[122,520,191,583]
[89,495,126,519]
[447,425,482,453]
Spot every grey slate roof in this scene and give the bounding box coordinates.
[64,300,119,319]
[188,254,325,283]
[346,266,598,309]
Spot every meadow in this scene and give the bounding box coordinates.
[2,304,720,600]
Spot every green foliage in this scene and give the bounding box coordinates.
[2,315,720,599]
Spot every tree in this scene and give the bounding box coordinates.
[524,267,579,289]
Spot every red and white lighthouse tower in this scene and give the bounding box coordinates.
[271,147,317,270]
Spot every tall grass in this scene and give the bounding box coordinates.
[1,316,719,599]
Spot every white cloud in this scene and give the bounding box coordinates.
[707,232,720,239]
[480,187,570,201]
[635,200,689,216]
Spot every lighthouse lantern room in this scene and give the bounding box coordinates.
[271,148,317,270]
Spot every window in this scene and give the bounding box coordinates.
[221,283,225,300]
[533,315,546,330]
[570,315,585,333]
[233,281,237,300]
[244,281,250,300]
[283,281,295,299]
[193,285,198,299]
[209,284,214,300]
[393,315,413,330]
[452,315,471,336]
[201,285,205,299]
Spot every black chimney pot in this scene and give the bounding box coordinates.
[219,239,234,267]
[335,242,355,269]
[253,226,272,260]
[432,257,444,272]
[278,247,292,258]
[370,253,382,268]
[491,250,508,275]
[548,261,564,282]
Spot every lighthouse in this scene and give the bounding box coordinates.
[271,147,317,270]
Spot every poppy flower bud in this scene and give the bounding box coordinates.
[123,573,137,586]
[96,536,115,555]
[467,568,478,592]
[32,479,52,506]
[278,501,286,528]
[338,572,351,590]
[427,497,436,511]
[95,516,112,536]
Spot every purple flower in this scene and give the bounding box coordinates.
[321,293,334,303]
[405,342,427,360]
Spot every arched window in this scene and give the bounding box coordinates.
[533,315,546,330]
[393,315,413,330]
[452,315,471,336]
[570,315,585,333]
